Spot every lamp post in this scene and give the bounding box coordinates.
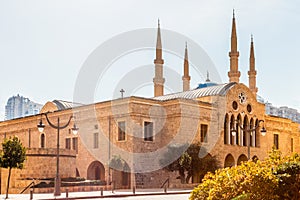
[37,113,78,196]
[231,119,266,160]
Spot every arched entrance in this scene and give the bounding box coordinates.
[237,154,248,165]
[224,154,235,168]
[110,156,131,189]
[87,161,105,180]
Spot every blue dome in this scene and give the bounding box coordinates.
[196,82,218,89]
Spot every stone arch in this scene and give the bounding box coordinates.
[87,161,105,181]
[110,156,131,188]
[224,154,235,168]
[237,154,248,165]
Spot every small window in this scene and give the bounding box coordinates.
[232,101,238,110]
[274,134,279,149]
[144,121,153,141]
[200,124,208,143]
[247,104,252,113]
[72,137,78,153]
[41,133,45,148]
[65,138,71,149]
[94,133,99,148]
[118,121,126,141]
[291,138,294,152]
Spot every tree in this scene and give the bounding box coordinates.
[160,143,220,184]
[185,144,219,183]
[0,136,26,199]
[189,148,300,200]
[272,152,300,199]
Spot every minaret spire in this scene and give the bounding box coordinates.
[248,34,258,97]
[156,19,162,58]
[228,10,240,83]
[182,42,191,91]
[206,71,210,82]
[153,19,165,97]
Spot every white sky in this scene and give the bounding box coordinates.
[0,0,300,120]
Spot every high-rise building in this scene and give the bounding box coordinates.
[265,102,300,123]
[5,94,42,120]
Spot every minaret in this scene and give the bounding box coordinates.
[248,35,258,97]
[228,10,240,83]
[206,71,210,82]
[153,19,165,97]
[182,42,191,91]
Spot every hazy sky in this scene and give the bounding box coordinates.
[0,0,300,120]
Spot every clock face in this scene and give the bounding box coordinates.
[238,92,247,104]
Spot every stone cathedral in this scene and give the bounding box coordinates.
[0,13,299,194]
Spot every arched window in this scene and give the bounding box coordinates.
[224,154,235,167]
[224,114,229,144]
[255,119,259,147]
[237,154,248,165]
[250,118,254,147]
[230,115,235,145]
[40,133,45,148]
[236,114,241,145]
[243,116,249,147]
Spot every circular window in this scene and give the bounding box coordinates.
[247,104,252,113]
[232,101,238,110]
[238,92,247,104]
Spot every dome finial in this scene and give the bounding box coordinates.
[206,71,211,82]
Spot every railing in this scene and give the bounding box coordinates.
[161,178,169,189]
[20,179,35,194]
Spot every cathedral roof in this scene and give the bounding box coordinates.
[153,82,236,101]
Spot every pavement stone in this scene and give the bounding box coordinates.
[0,188,192,200]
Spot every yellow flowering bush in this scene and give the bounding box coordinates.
[190,149,300,200]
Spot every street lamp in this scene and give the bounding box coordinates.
[37,112,78,196]
[231,119,266,160]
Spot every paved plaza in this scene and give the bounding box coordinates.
[0,188,191,200]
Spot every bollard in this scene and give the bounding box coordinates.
[164,184,167,193]
[132,186,135,195]
[100,187,103,196]
[112,181,115,193]
[30,189,33,200]
[66,188,69,198]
